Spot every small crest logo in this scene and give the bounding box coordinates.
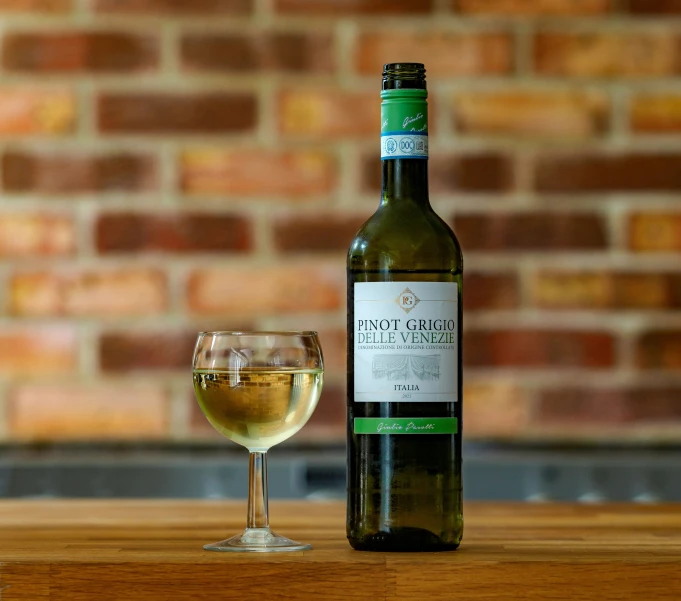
[399,137,415,153]
[395,288,420,313]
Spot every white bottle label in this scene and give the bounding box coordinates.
[353,281,459,403]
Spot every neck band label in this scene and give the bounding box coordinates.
[381,89,428,160]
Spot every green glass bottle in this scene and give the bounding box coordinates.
[346,63,463,552]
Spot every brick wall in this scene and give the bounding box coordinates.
[1,0,680,444]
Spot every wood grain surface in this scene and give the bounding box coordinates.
[0,501,679,600]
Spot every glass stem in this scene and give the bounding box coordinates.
[247,451,269,530]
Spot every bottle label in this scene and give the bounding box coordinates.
[353,281,458,403]
[354,417,458,434]
[381,89,428,160]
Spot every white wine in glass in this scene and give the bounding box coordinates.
[192,331,323,552]
[194,369,322,451]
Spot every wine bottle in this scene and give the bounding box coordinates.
[346,63,463,552]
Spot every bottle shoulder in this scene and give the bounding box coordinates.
[348,204,463,272]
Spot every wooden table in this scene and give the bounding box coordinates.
[0,501,679,600]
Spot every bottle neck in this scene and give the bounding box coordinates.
[381,159,429,208]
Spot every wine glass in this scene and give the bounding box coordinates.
[192,331,323,552]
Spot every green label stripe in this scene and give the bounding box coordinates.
[381,100,428,134]
[354,417,458,435]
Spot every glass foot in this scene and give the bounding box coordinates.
[204,527,311,553]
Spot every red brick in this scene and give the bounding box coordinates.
[453,213,607,251]
[536,387,681,427]
[181,149,336,198]
[0,89,75,135]
[8,384,169,440]
[454,91,608,138]
[279,90,378,138]
[0,0,71,11]
[631,94,681,134]
[362,153,515,194]
[535,154,681,193]
[0,213,74,257]
[273,214,365,253]
[432,154,515,193]
[96,213,252,254]
[100,331,196,372]
[533,271,681,309]
[188,265,342,316]
[2,152,157,194]
[182,33,333,73]
[637,331,681,370]
[629,213,681,252]
[464,382,530,438]
[355,32,512,76]
[464,329,615,368]
[627,0,681,14]
[10,269,168,317]
[457,0,611,14]
[98,93,256,134]
[464,273,520,311]
[3,33,158,73]
[534,31,681,78]
[275,0,431,14]
[532,272,610,309]
[0,329,76,375]
[95,0,251,14]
